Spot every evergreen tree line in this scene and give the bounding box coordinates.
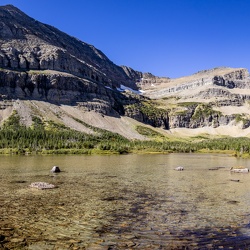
[0,125,131,154]
[1,112,250,155]
[131,137,250,154]
[1,125,250,155]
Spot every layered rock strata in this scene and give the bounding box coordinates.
[142,68,250,99]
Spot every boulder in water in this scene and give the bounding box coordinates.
[230,166,249,173]
[175,166,184,171]
[51,166,61,173]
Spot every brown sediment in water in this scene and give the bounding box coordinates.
[1,154,250,249]
[0,182,249,249]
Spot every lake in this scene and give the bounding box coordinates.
[1,153,250,249]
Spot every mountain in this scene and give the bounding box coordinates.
[0,5,144,113]
[135,67,250,136]
[0,5,141,89]
[1,4,250,139]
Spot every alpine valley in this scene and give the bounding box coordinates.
[1,4,250,154]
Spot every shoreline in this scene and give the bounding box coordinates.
[0,148,247,158]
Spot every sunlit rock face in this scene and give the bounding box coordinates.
[141,67,250,99]
[134,67,250,130]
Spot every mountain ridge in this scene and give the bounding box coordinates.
[1,5,250,139]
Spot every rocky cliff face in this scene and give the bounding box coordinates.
[0,5,146,116]
[124,67,250,131]
[142,68,250,99]
[0,5,139,89]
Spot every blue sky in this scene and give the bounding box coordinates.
[1,0,250,78]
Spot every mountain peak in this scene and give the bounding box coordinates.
[0,4,28,18]
[0,5,139,90]
[1,4,18,10]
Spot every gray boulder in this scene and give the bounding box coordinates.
[51,166,61,173]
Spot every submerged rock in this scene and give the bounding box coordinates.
[175,166,184,171]
[51,166,61,173]
[230,179,240,182]
[29,182,56,190]
[230,166,249,173]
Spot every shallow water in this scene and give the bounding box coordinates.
[1,153,250,249]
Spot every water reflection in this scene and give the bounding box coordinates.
[0,153,250,249]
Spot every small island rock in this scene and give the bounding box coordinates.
[175,166,184,171]
[51,166,61,173]
[230,166,249,173]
